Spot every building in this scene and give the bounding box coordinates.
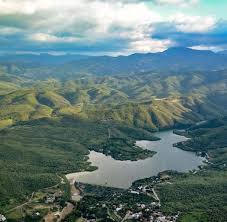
[0,214,6,222]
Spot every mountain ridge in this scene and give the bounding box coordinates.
[2,47,227,78]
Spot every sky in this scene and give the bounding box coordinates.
[0,0,227,55]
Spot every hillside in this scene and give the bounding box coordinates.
[1,68,227,130]
[175,117,227,159]
[153,117,227,222]
[42,48,227,77]
[0,52,227,219]
[0,87,226,130]
[2,48,227,79]
[63,117,227,222]
[0,116,159,211]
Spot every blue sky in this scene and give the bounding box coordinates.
[0,0,226,55]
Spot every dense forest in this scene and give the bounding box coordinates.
[157,118,227,221]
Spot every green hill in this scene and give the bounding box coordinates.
[156,117,227,222]
[0,116,159,211]
[0,87,225,130]
[0,57,227,218]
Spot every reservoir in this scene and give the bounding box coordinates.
[66,130,205,189]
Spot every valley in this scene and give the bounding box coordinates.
[1,0,227,221]
[64,119,227,222]
[0,48,227,222]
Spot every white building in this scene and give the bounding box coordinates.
[0,214,6,222]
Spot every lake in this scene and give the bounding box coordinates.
[66,130,205,189]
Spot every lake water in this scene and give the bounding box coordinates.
[66,130,205,189]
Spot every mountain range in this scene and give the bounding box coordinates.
[1,47,227,79]
[1,47,227,221]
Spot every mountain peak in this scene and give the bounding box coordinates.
[218,50,227,55]
[163,47,196,53]
[162,47,215,55]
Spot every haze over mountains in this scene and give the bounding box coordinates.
[2,47,227,78]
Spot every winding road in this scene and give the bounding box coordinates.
[152,188,161,206]
[5,174,66,214]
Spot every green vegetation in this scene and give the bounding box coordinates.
[155,117,227,222]
[176,117,227,153]
[1,68,227,130]
[0,116,157,212]
[94,117,227,222]
[156,170,227,222]
[68,183,155,222]
[1,60,227,138]
[1,55,227,221]
[4,175,70,222]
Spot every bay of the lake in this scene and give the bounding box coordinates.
[66,130,205,188]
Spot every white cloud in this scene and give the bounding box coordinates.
[154,0,199,7]
[0,27,22,35]
[0,0,168,53]
[0,0,161,38]
[172,14,216,33]
[128,38,173,53]
[190,45,224,52]
[28,33,79,43]
[0,0,217,54]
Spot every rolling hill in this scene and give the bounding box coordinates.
[1,50,227,218]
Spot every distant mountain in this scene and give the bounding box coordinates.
[1,47,227,78]
[160,47,216,57]
[0,53,91,67]
[51,47,227,77]
[218,50,227,55]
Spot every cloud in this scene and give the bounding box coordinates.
[28,33,80,43]
[0,1,160,37]
[190,45,224,52]
[128,38,173,53]
[98,0,199,6]
[0,26,22,35]
[0,0,167,53]
[172,14,216,33]
[0,0,223,54]
[154,0,199,7]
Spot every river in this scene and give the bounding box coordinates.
[66,130,205,189]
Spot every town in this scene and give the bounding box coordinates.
[1,171,194,221]
[74,171,180,222]
[1,175,76,222]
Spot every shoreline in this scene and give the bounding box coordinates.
[66,175,84,202]
[65,129,205,199]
